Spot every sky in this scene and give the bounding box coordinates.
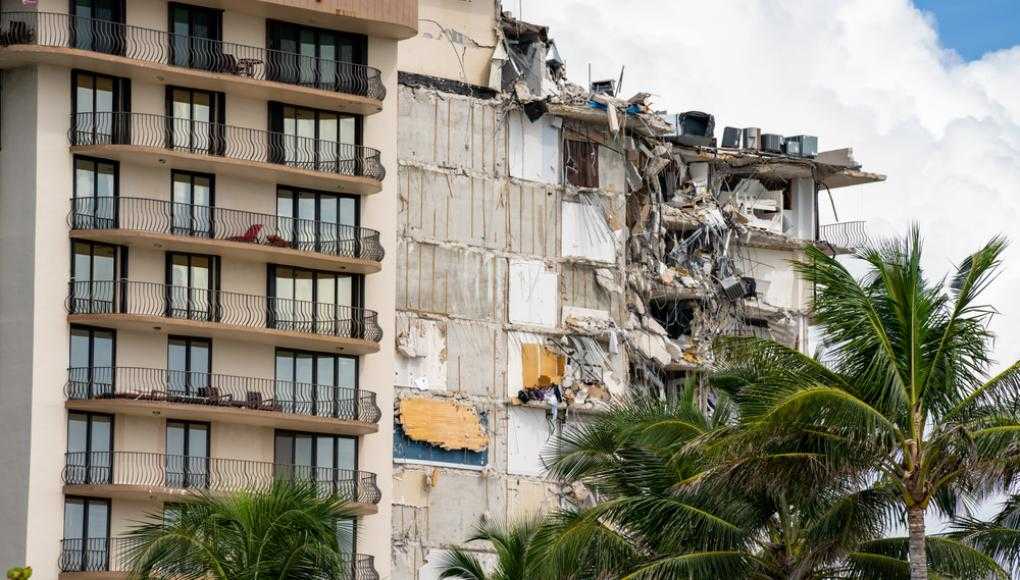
[517,0,1020,369]
[915,0,1020,60]
[516,0,1020,523]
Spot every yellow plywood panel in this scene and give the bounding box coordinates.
[398,398,488,452]
[521,344,566,389]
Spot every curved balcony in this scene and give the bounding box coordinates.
[59,538,379,579]
[66,367,381,435]
[70,197,384,273]
[69,112,384,194]
[62,451,381,513]
[818,220,868,254]
[0,12,384,113]
[66,280,382,354]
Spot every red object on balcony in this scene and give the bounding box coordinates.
[226,224,262,243]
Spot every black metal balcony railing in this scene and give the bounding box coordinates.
[59,537,380,579]
[66,366,382,424]
[818,220,868,250]
[0,11,385,100]
[62,451,382,505]
[69,112,385,181]
[70,197,385,262]
[66,280,384,343]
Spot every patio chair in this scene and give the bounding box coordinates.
[226,224,262,244]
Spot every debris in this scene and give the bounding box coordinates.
[397,398,489,452]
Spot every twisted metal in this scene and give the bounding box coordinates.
[0,11,385,100]
[58,537,379,579]
[69,112,385,181]
[65,280,384,343]
[62,451,382,505]
[66,366,382,424]
[69,196,385,262]
[818,220,868,250]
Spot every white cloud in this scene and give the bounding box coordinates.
[521,0,1020,373]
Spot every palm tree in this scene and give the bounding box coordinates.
[438,518,540,580]
[125,480,358,579]
[526,386,1005,579]
[953,493,1020,575]
[713,228,1020,579]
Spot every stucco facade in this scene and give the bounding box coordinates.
[0,0,411,577]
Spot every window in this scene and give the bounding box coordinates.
[337,517,357,557]
[167,336,211,397]
[166,87,225,155]
[71,70,130,145]
[62,497,111,572]
[275,349,357,417]
[563,139,599,188]
[269,265,358,335]
[70,241,123,314]
[165,420,209,488]
[66,412,113,485]
[168,3,223,71]
[68,326,115,398]
[171,170,214,237]
[266,20,367,91]
[276,187,358,254]
[166,252,219,321]
[274,430,356,496]
[72,156,118,230]
[71,0,125,55]
[269,103,360,173]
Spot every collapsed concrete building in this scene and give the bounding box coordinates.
[390,3,884,577]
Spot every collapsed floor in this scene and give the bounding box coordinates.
[390,11,881,579]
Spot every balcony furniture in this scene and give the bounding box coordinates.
[236,57,262,78]
[226,223,263,244]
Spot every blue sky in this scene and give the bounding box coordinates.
[915,0,1020,60]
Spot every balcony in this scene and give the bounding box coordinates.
[0,12,385,113]
[66,367,381,435]
[66,280,382,354]
[59,538,380,580]
[70,197,384,273]
[817,220,868,255]
[69,112,384,194]
[62,451,381,513]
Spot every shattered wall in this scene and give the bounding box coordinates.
[392,79,631,579]
[391,5,878,578]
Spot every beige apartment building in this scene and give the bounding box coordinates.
[0,1,415,578]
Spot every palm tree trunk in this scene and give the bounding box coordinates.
[907,505,927,580]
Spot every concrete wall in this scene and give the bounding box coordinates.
[392,82,627,579]
[397,0,500,88]
[0,65,40,572]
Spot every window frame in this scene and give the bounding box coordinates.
[62,496,113,572]
[267,264,362,334]
[274,347,359,416]
[68,324,117,397]
[167,2,224,71]
[170,169,216,237]
[164,251,221,321]
[72,155,120,229]
[69,239,126,314]
[165,419,211,489]
[167,335,213,397]
[276,185,360,253]
[66,411,115,485]
[165,86,225,155]
[70,69,130,146]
